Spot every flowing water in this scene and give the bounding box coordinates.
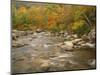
[12,32,96,74]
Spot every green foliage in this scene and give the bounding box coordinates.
[72,20,90,36]
[51,25,60,32]
[49,24,67,32]
[12,1,96,35]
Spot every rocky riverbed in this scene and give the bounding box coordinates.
[11,30,96,74]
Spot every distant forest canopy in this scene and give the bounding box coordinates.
[12,1,96,35]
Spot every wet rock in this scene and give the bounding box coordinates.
[26,31,33,35]
[12,30,24,39]
[52,53,73,59]
[65,34,78,40]
[72,34,78,39]
[12,33,17,40]
[72,38,82,44]
[88,59,96,68]
[88,29,96,43]
[27,37,33,41]
[36,28,43,33]
[85,43,95,48]
[59,31,64,36]
[77,40,85,45]
[40,60,51,71]
[82,34,89,41]
[60,41,73,50]
[64,35,71,40]
[12,30,18,33]
[82,29,95,43]
[12,42,27,48]
[64,32,68,37]
[81,42,95,48]
[55,32,60,36]
[33,32,38,36]
[43,44,52,48]
[43,32,51,36]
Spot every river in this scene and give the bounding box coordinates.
[11,31,96,74]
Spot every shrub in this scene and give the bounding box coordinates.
[72,20,90,36]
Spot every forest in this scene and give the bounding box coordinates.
[12,1,96,36]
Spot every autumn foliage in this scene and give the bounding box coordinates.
[12,1,96,35]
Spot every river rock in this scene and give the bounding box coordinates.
[88,29,96,42]
[36,28,43,33]
[12,33,17,40]
[80,42,95,48]
[82,34,89,41]
[72,34,78,39]
[44,32,51,36]
[77,40,85,45]
[59,31,64,34]
[12,42,26,48]
[64,35,71,40]
[12,30,18,33]
[83,43,95,48]
[40,60,50,69]
[72,38,82,44]
[26,31,33,35]
[88,59,96,68]
[61,41,73,50]
[82,29,96,43]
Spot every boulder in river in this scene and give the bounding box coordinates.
[12,33,17,40]
[82,28,96,43]
[36,28,43,33]
[86,43,95,48]
[87,59,96,68]
[72,38,82,44]
[12,42,26,48]
[61,41,74,50]
[81,43,95,48]
[72,34,78,39]
[88,29,96,43]
[59,31,64,36]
